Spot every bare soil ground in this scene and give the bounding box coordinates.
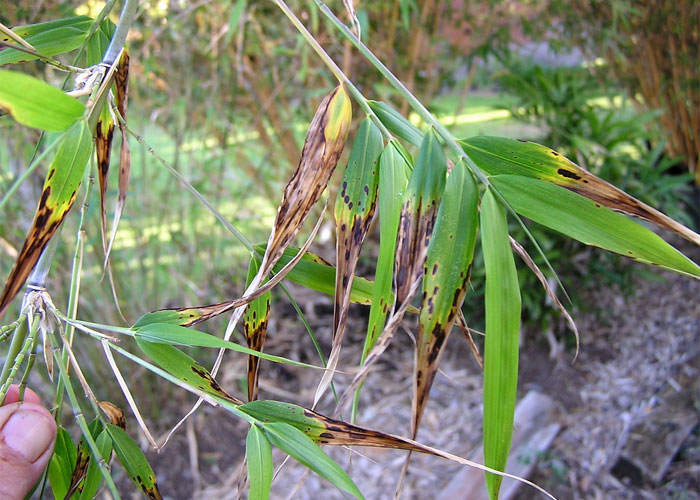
[135,242,699,500]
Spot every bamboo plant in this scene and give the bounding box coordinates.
[0,2,698,499]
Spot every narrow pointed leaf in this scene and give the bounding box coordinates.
[316,118,382,403]
[0,70,84,131]
[104,49,131,265]
[413,162,478,437]
[395,128,446,305]
[367,100,423,147]
[135,338,241,404]
[106,424,163,500]
[48,427,78,500]
[0,16,92,65]
[364,141,410,354]
[258,84,352,279]
[0,120,92,317]
[95,101,115,253]
[460,136,700,245]
[262,422,364,499]
[244,258,271,401]
[134,323,319,370]
[491,175,700,278]
[84,17,115,66]
[246,425,273,500]
[481,188,521,500]
[78,430,113,500]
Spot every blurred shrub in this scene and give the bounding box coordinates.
[462,59,695,345]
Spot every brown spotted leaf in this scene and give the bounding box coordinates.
[237,400,555,499]
[413,162,478,438]
[0,120,92,317]
[244,257,271,401]
[106,424,163,500]
[257,84,352,279]
[335,131,447,414]
[460,136,700,246]
[104,49,130,265]
[314,117,383,405]
[95,101,115,254]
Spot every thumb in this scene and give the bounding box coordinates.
[0,402,57,500]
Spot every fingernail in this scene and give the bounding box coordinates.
[2,409,55,463]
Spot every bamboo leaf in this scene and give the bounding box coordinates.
[106,424,163,500]
[244,257,271,401]
[78,430,113,500]
[104,49,131,266]
[95,101,115,254]
[460,136,700,246]
[48,427,78,500]
[135,338,241,404]
[395,128,446,305]
[84,17,115,66]
[0,70,84,131]
[490,175,700,278]
[481,188,521,500]
[246,425,273,500]
[0,16,92,65]
[0,120,92,317]
[367,100,423,147]
[262,422,364,500]
[315,117,383,404]
[363,141,410,354]
[258,84,352,279]
[413,162,478,437]
[134,323,319,370]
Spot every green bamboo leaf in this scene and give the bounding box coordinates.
[0,16,92,65]
[106,424,163,500]
[244,257,271,401]
[0,70,84,131]
[413,162,478,436]
[481,188,521,500]
[490,175,700,278]
[0,119,92,317]
[367,100,423,147]
[48,427,78,500]
[84,17,116,66]
[135,338,241,403]
[255,245,377,305]
[246,425,273,500]
[262,422,364,500]
[460,136,700,246]
[134,323,320,370]
[79,430,113,500]
[363,141,410,353]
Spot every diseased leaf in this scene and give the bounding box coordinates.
[257,84,352,279]
[490,175,700,278]
[394,128,446,305]
[413,162,478,437]
[262,422,364,500]
[244,257,271,401]
[481,188,521,500]
[78,430,113,500]
[106,424,163,500]
[104,49,131,265]
[246,425,273,500]
[0,120,92,317]
[95,101,115,254]
[135,338,241,404]
[335,129,447,415]
[0,70,84,131]
[315,117,383,404]
[460,136,700,246]
[0,16,92,65]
